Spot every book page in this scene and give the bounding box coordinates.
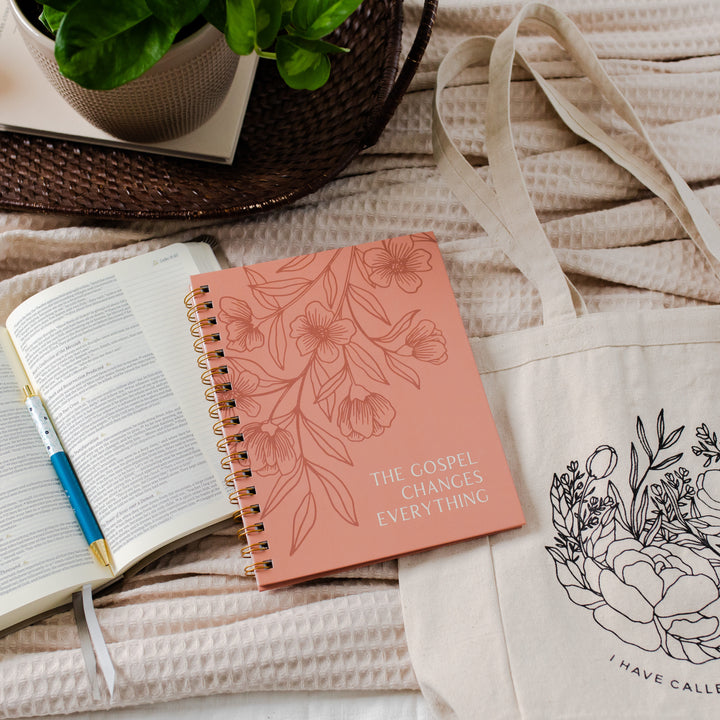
[0,329,110,633]
[6,244,229,573]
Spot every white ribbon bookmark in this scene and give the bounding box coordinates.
[72,589,100,700]
[72,584,116,700]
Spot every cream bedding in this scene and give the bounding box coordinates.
[3,0,720,716]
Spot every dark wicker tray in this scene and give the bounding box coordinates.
[0,0,436,220]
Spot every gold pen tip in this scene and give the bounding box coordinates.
[90,539,112,568]
[22,385,36,400]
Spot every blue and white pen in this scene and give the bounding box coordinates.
[23,385,112,568]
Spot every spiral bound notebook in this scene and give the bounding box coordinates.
[187,232,525,589]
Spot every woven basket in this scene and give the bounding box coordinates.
[0,0,437,220]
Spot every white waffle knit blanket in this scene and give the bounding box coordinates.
[2,0,720,716]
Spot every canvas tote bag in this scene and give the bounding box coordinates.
[399,4,720,719]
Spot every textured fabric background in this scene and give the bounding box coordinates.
[2,0,720,716]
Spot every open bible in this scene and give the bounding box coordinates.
[0,242,230,634]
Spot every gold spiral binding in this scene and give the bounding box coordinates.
[186,300,213,322]
[237,522,264,542]
[212,415,241,436]
[217,433,245,453]
[234,504,261,522]
[209,399,237,420]
[244,560,273,576]
[189,316,218,338]
[221,450,248,470]
[241,541,269,559]
[205,382,232,402]
[187,282,271,580]
[229,486,256,504]
[197,348,225,370]
[183,285,209,309]
[201,365,229,386]
[194,333,221,352]
[225,469,253,487]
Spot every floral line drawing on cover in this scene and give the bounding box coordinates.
[547,410,720,664]
[217,234,449,554]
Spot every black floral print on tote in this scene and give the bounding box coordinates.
[547,411,720,664]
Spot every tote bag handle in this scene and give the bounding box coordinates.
[433,35,586,325]
[434,3,720,325]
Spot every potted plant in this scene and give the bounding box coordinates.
[10,0,363,142]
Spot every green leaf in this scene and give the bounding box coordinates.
[203,0,227,30]
[55,0,175,90]
[276,35,331,89]
[254,0,282,49]
[288,0,313,28]
[225,0,256,54]
[290,0,361,40]
[302,36,348,54]
[54,0,176,89]
[40,7,66,34]
[40,0,77,11]
[146,0,209,30]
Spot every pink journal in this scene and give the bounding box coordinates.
[188,233,524,589]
